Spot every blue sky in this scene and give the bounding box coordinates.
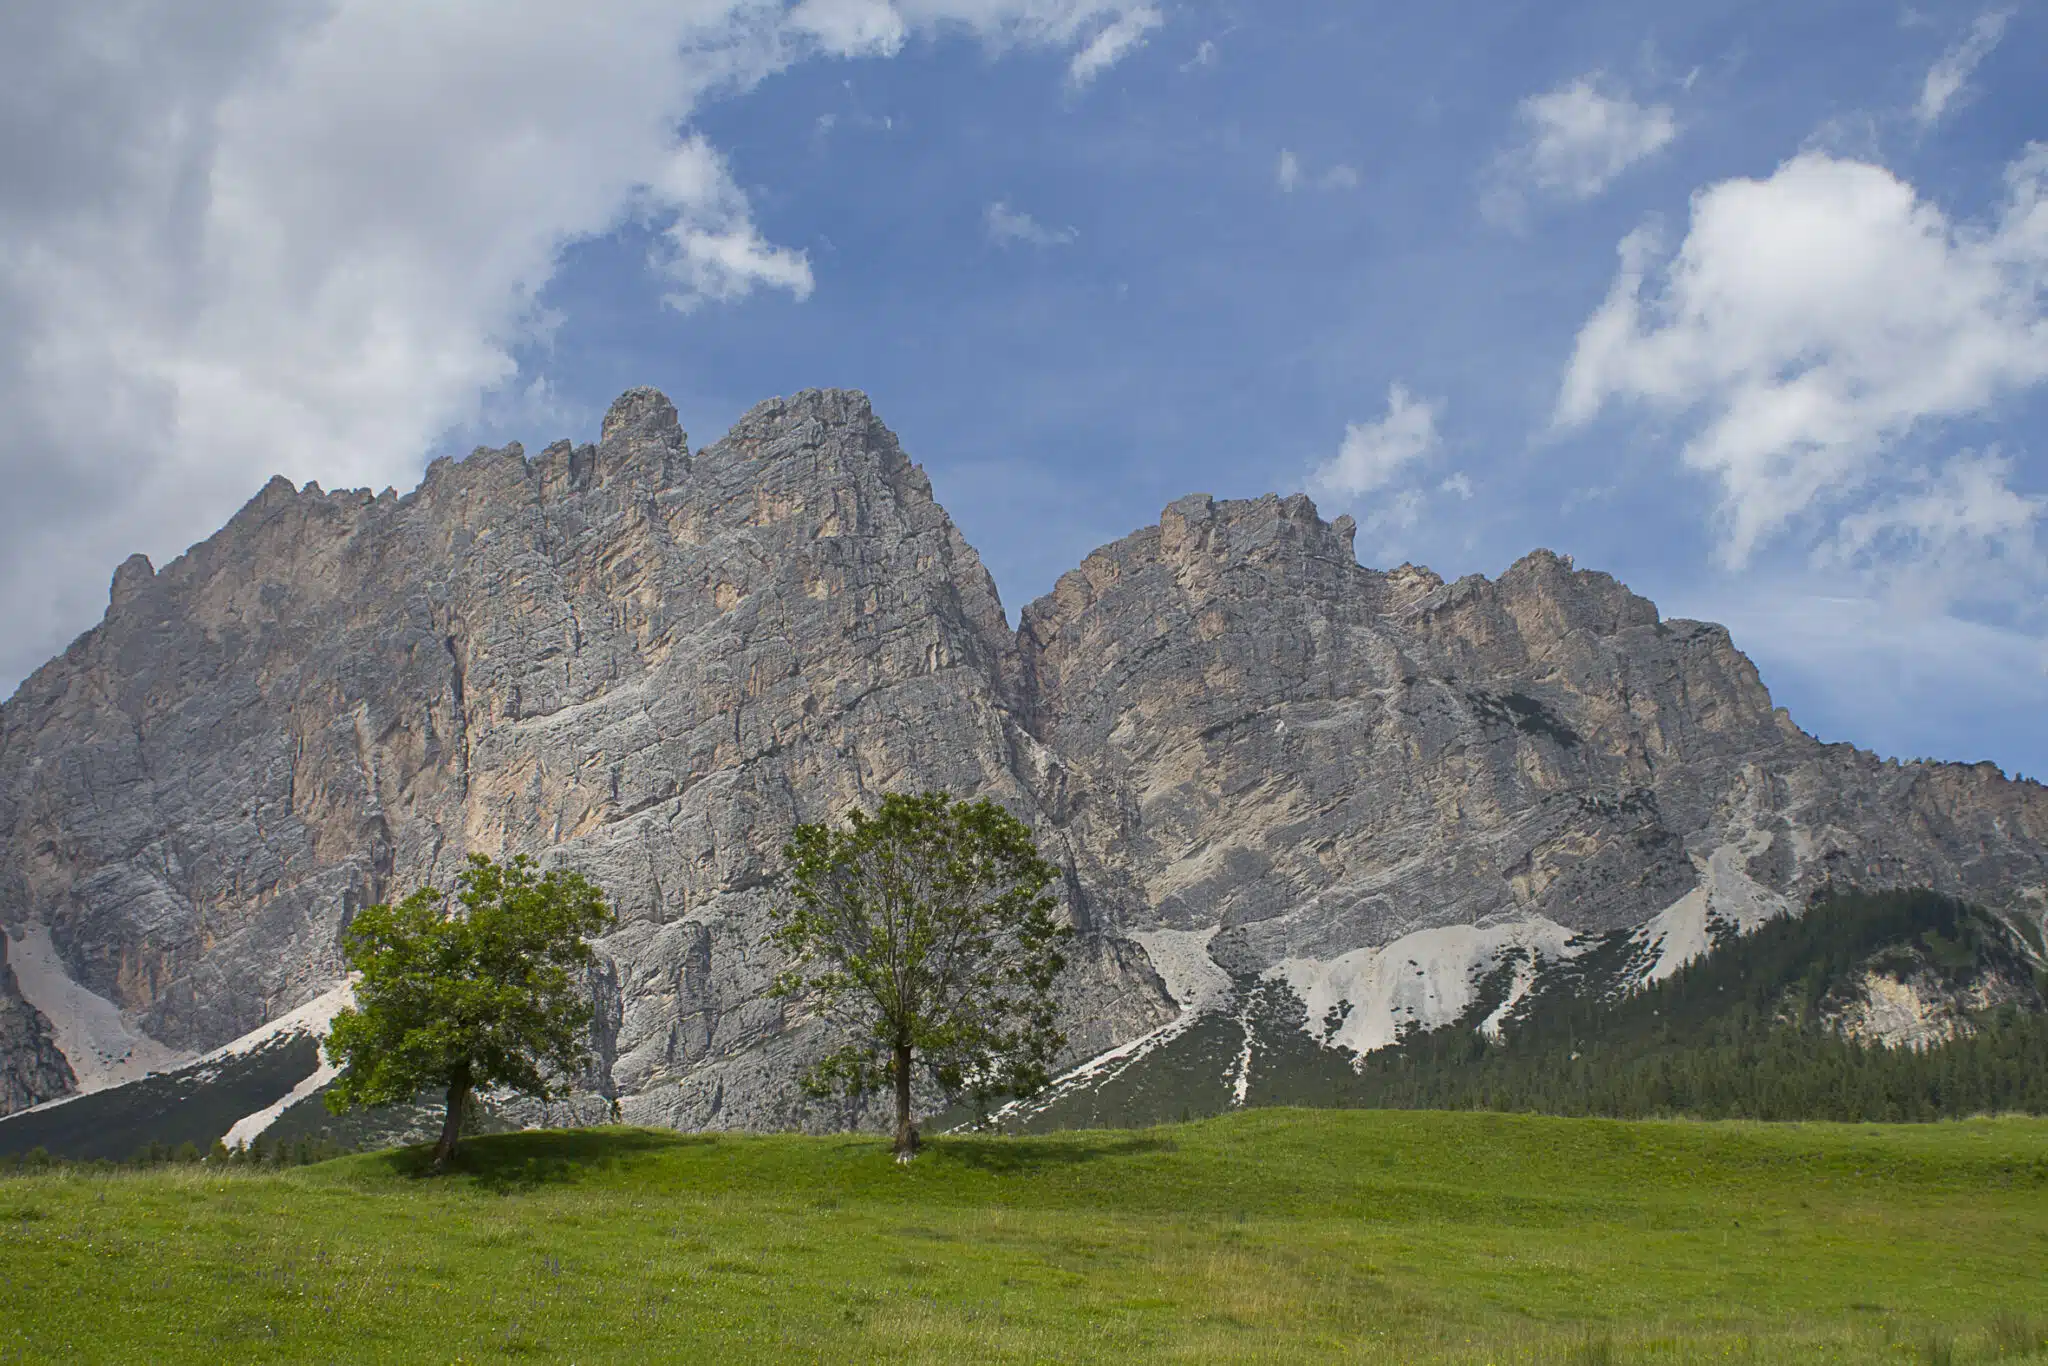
[3,1,2043,776]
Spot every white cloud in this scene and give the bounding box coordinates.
[1377,489,1426,532]
[1182,38,1216,70]
[985,201,1078,246]
[1487,75,1675,222]
[1916,9,2011,127]
[1277,149,1302,193]
[1822,451,2043,615]
[1064,3,1161,87]
[1440,472,1474,500]
[1308,384,1443,501]
[0,0,1162,694]
[646,136,815,311]
[789,0,909,55]
[1557,146,2048,573]
[1277,149,1357,194]
[805,0,1159,67]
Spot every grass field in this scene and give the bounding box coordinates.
[4,1109,2048,1364]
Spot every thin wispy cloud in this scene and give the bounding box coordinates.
[1822,450,2043,614]
[1915,9,2012,126]
[788,0,909,57]
[1067,4,1162,87]
[648,136,815,313]
[1308,384,1444,521]
[985,201,1079,247]
[1277,149,1360,193]
[1485,75,1676,224]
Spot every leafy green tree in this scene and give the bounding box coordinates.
[324,854,616,1169]
[771,791,1072,1160]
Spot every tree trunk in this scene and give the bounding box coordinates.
[432,1062,471,1171]
[892,1042,918,1161]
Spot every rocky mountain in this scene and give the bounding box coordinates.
[0,991,329,1161]
[993,889,2048,1133]
[3,386,2046,1137]
[1,933,72,1114]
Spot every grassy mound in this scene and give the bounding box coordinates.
[4,1109,2048,1363]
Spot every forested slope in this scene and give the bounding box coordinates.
[1348,890,2048,1121]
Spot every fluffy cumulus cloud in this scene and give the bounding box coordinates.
[1556,146,2048,593]
[1307,384,1457,538]
[1916,9,2011,127]
[1486,75,1675,222]
[0,0,1162,694]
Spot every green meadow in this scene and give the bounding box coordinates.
[4,1109,2048,1364]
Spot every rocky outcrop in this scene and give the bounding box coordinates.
[1818,912,2047,1050]
[1019,492,2048,976]
[0,933,72,1113]
[3,388,2047,1124]
[0,388,1167,1124]
[1828,963,2041,1050]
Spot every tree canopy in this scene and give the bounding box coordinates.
[324,853,615,1168]
[771,791,1072,1159]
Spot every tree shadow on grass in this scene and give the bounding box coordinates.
[933,1134,1176,1174]
[376,1127,712,1193]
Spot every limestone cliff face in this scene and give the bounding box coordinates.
[0,934,71,1113]
[1018,492,2048,978]
[3,390,2046,1122]
[1827,959,2043,1050]
[0,387,1167,1125]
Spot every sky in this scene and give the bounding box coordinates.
[1,0,2043,778]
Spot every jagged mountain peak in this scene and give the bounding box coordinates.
[107,552,157,611]
[599,385,683,446]
[3,382,2046,1143]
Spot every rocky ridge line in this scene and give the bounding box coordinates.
[3,386,2046,1125]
